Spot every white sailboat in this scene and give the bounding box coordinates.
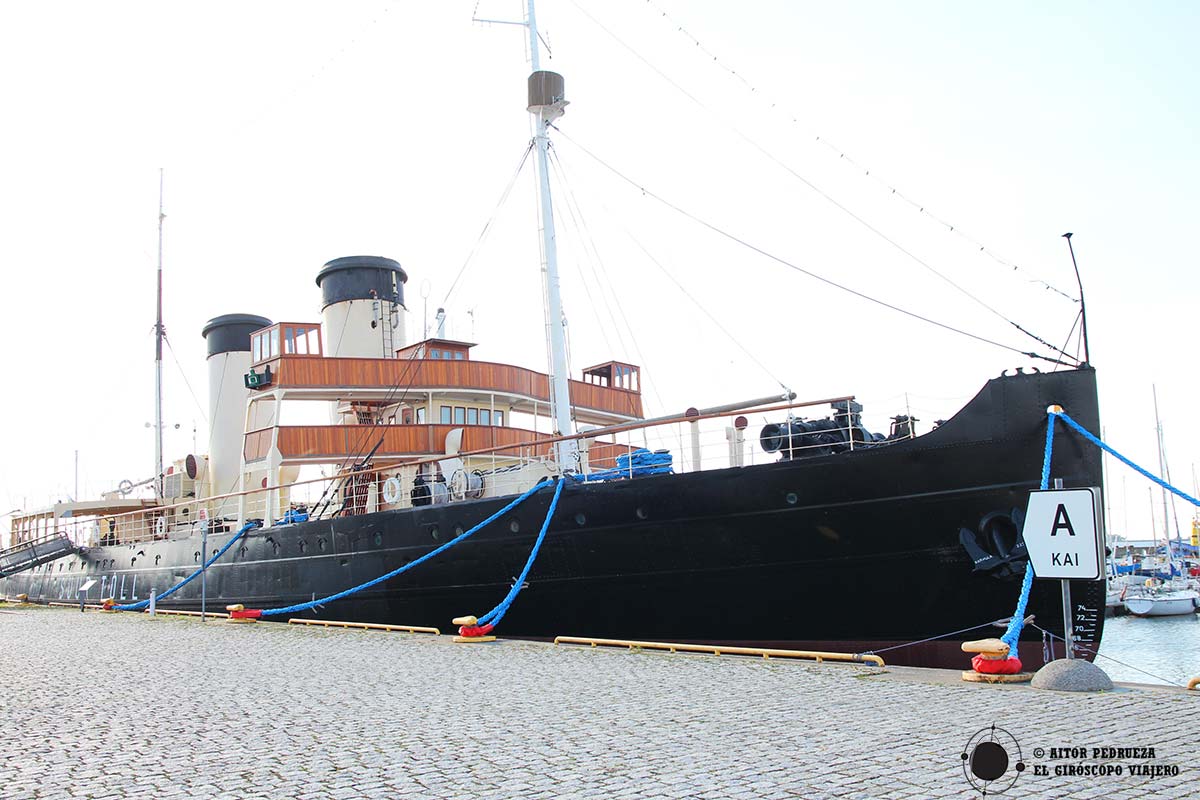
[1122,387,1200,617]
[1122,586,1198,617]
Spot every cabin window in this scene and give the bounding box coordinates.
[431,349,442,359]
[454,351,465,360]
[416,407,427,423]
[495,411,505,427]
[440,406,452,424]
[454,407,466,425]
[252,334,264,362]
[467,408,478,425]
[480,410,492,426]
[280,325,320,355]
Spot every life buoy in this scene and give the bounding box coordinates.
[154,516,167,538]
[382,477,403,505]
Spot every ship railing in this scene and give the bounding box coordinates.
[50,393,886,547]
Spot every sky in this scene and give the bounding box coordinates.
[1,0,1197,541]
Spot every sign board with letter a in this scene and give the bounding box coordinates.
[1023,487,1104,580]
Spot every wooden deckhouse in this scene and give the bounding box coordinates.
[241,324,643,469]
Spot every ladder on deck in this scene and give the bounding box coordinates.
[381,307,396,357]
[0,534,77,578]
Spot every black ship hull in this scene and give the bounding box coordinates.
[4,368,1105,669]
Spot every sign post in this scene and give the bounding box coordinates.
[78,579,96,612]
[1023,485,1104,660]
[201,525,209,622]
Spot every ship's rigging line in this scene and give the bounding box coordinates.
[442,142,535,309]
[1054,310,1084,373]
[554,127,1078,369]
[628,0,1080,303]
[309,142,539,515]
[574,0,1078,305]
[546,148,672,418]
[549,145,791,399]
[161,334,208,424]
[566,2,1076,365]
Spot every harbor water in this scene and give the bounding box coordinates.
[1095,612,1200,686]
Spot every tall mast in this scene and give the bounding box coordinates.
[155,169,166,498]
[1152,384,1171,559]
[526,0,577,468]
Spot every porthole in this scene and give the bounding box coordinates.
[574,513,587,526]
[454,525,465,537]
[194,551,201,563]
[635,507,648,521]
[155,555,161,566]
[785,492,798,505]
[317,538,327,552]
[374,533,383,547]
[239,546,248,558]
[430,527,440,541]
[509,519,520,534]
[299,541,307,553]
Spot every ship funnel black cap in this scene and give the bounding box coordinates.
[316,255,407,311]
[201,314,273,358]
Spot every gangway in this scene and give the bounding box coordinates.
[0,534,77,578]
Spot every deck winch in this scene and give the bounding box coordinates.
[759,400,888,459]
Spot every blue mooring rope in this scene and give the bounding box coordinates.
[113,521,260,611]
[999,413,1056,652]
[477,477,565,628]
[258,478,559,617]
[999,408,1200,654]
[1057,411,1200,509]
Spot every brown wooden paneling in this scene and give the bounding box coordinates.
[243,429,272,462]
[270,424,556,461]
[247,423,634,465]
[264,356,642,418]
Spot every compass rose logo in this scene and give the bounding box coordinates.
[961,723,1025,796]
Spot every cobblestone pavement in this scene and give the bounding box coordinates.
[1,605,1197,800]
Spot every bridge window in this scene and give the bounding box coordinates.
[495,411,505,427]
[440,406,452,424]
[416,407,427,423]
[480,410,492,425]
[467,408,478,425]
[454,407,466,425]
[282,325,321,355]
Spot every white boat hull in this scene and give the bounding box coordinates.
[1123,591,1200,617]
